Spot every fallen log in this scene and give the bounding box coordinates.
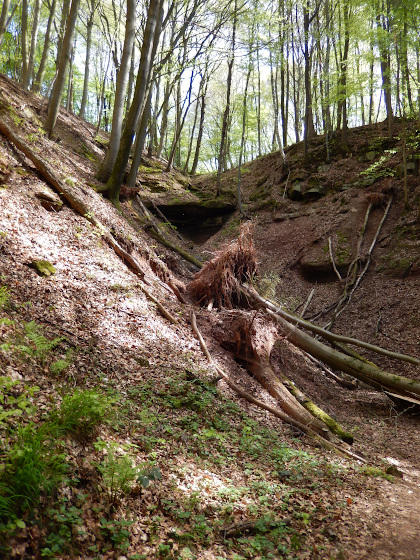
[0,118,178,324]
[277,372,354,444]
[191,311,366,463]
[260,307,420,398]
[245,287,419,367]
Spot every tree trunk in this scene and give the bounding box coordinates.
[45,0,81,137]
[376,4,393,134]
[267,308,420,397]
[22,0,41,89]
[166,68,194,172]
[183,90,199,173]
[126,87,152,188]
[105,0,162,204]
[216,0,237,196]
[20,0,29,84]
[32,0,57,94]
[190,77,208,175]
[303,0,316,157]
[0,0,10,46]
[79,8,95,119]
[97,0,136,182]
[237,63,251,214]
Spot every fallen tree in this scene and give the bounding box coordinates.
[0,116,181,321]
[191,311,365,462]
[186,223,420,441]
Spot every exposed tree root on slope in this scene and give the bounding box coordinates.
[191,311,365,462]
[211,310,354,443]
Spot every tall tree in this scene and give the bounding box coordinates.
[97,0,136,181]
[45,0,81,137]
[216,0,237,196]
[0,0,11,47]
[105,0,163,204]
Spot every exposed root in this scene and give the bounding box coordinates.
[191,312,366,463]
[188,222,257,309]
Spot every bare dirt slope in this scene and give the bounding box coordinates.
[0,74,419,559]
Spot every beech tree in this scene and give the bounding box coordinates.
[1,0,420,174]
[45,0,81,137]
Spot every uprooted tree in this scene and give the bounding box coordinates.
[187,223,420,449]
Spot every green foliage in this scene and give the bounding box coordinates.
[41,498,84,559]
[257,271,281,301]
[96,442,138,501]
[51,389,116,439]
[0,286,9,309]
[100,517,133,553]
[0,376,39,431]
[0,423,68,528]
[361,466,394,482]
[18,321,63,364]
[94,439,162,504]
[50,349,74,375]
[360,150,396,181]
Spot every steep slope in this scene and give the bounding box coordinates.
[0,75,419,559]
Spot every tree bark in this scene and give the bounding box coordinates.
[79,2,96,119]
[20,0,29,84]
[97,0,136,181]
[190,74,209,175]
[22,0,41,89]
[45,0,81,137]
[0,0,10,47]
[105,0,162,204]
[32,0,57,94]
[216,0,237,195]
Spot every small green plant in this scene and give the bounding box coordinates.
[0,376,39,431]
[40,498,83,558]
[0,285,10,309]
[361,466,394,482]
[50,349,74,375]
[51,389,116,439]
[18,321,63,364]
[94,441,138,503]
[360,150,396,180]
[100,517,133,553]
[257,271,281,301]
[0,423,68,527]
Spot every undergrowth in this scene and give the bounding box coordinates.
[0,287,351,559]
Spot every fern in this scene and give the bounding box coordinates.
[50,349,73,375]
[23,322,62,364]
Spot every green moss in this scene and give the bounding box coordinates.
[30,260,56,277]
[361,466,394,482]
[335,232,351,265]
[138,165,162,174]
[78,142,97,162]
[249,184,271,202]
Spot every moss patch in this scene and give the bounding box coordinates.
[29,260,56,277]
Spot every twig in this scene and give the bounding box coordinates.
[328,237,342,281]
[300,288,315,318]
[138,284,178,324]
[324,198,392,330]
[282,168,291,198]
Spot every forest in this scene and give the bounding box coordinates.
[0,0,419,558]
[0,0,419,186]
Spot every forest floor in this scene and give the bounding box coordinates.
[0,74,419,559]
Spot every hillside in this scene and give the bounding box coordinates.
[0,74,419,560]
